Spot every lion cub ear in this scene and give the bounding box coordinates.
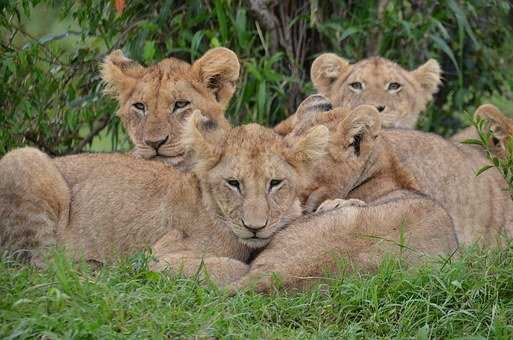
[284,125,330,168]
[101,50,145,99]
[334,105,381,159]
[181,110,227,174]
[474,104,513,153]
[282,94,333,137]
[192,47,240,108]
[311,53,351,95]
[295,94,333,123]
[412,59,442,99]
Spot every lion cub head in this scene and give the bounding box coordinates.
[182,110,329,248]
[287,95,381,211]
[101,48,239,168]
[474,104,513,158]
[310,54,441,129]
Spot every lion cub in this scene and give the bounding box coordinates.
[289,95,513,239]
[0,110,328,285]
[275,54,441,134]
[452,104,513,158]
[102,47,239,169]
[232,96,513,292]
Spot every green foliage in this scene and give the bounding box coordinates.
[1,245,513,338]
[465,115,513,198]
[0,0,512,155]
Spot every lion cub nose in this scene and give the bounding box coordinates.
[145,136,169,150]
[241,218,268,231]
[376,105,386,113]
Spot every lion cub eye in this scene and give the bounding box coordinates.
[349,82,363,91]
[133,102,146,112]
[226,179,241,192]
[269,179,284,192]
[387,82,402,92]
[173,100,191,112]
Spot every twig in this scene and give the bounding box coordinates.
[247,0,280,53]
[23,131,57,156]
[72,115,112,153]
[365,0,390,57]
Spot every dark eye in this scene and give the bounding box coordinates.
[133,102,145,111]
[388,82,401,91]
[349,82,363,91]
[269,179,283,191]
[173,100,191,112]
[226,179,241,191]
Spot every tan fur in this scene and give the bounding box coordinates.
[274,55,441,134]
[0,112,328,286]
[101,48,239,169]
[232,101,513,293]
[452,104,513,158]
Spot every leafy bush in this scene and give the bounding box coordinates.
[1,0,512,155]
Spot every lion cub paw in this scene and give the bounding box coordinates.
[315,198,366,213]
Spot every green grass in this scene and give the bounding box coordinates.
[1,246,513,339]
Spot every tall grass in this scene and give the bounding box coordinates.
[1,245,513,338]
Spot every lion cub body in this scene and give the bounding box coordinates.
[293,103,513,244]
[233,102,513,292]
[0,112,328,285]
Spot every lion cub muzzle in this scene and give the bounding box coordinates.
[144,135,169,151]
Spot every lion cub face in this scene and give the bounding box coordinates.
[101,48,239,169]
[183,111,329,248]
[311,54,441,129]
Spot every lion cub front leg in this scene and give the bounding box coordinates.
[151,232,249,286]
[315,198,366,213]
[304,186,366,213]
[150,251,249,287]
[303,186,331,213]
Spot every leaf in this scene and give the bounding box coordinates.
[448,0,479,48]
[416,324,430,340]
[340,27,359,41]
[210,36,221,48]
[245,61,263,81]
[431,35,460,74]
[235,8,250,49]
[191,31,204,57]
[460,139,482,145]
[145,271,160,282]
[431,18,450,40]
[475,164,493,177]
[257,81,267,118]
[214,0,228,43]
[143,41,156,62]
[451,280,462,289]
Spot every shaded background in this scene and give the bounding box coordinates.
[1,0,512,156]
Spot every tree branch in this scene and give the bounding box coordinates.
[247,0,280,53]
[365,0,390,57]
[72,115,111,154]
